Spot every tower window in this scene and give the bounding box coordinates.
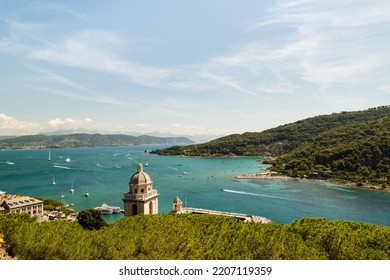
[141,189,144,193]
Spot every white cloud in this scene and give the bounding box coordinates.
[28,30,173,87]
[136,123,152,130]
[269,0,390,85]
[169,123,225,136]
[2,1,389,138]
[28,2,91,21]
[0,37,30,55]
[29,67,128,106]
[203,0,390,105]
[0,113,40,135]
[48,117,93,129]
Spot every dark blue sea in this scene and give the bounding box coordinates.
[1,146,389,225]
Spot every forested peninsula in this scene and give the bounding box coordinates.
[0,133,194,150]
[154,106,390,190]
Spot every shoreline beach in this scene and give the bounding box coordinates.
[235,171,390,193]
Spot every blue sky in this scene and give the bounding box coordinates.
[1,0,389,140]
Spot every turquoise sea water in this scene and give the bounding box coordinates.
[1,146,389,225]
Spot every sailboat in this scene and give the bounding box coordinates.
[84,185,89,197]
[69,181,75,193]
[61,192,65,198]
[48,148,51,161]
[52,176,56,185]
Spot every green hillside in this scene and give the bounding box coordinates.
[0,213,389,260]
[0,133,194,149]
[155,106,390,157]
[269,116,390,187]
[154,106,390,188]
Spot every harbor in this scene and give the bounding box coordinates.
[0,146,389,226]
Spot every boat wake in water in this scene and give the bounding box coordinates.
[1,161,15,165]
[53,165,72,170]
[168,167,179,171]
[221,188,294,201]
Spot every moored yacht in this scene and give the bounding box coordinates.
[94,203,121,215]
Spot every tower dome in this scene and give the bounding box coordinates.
[123,162,159,216]
[130,163,152,185]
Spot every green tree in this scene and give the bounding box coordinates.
[77,209,108,230]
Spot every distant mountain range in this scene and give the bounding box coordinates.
[42,129,219,144]
[0,133,194,149]
[154,106,390,189]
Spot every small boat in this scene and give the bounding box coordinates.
[144,162,149,167]
[99,204,114,215]
[94,203,120,215]
[69,181,75,193]
[112,206,122,214]
[65,157,71,163]
[101,208,113,215]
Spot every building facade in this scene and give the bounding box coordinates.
[0,195,43,216]
[123,163,159,216]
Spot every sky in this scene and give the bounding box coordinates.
[1,0,389,141]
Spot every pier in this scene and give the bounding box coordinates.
[176,207,273,224]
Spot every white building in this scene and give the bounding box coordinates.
[0,195,43,216]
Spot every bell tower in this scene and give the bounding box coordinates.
[172,196,183,213]
[123,163,159,216]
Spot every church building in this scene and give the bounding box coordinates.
[123,163,159,216]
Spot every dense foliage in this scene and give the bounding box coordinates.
[0,213,388,260]
[0,133,194,149]
[269,117,390,187]
[154,106,390,188]
[77,209,108,230]
[155,106,389,157]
